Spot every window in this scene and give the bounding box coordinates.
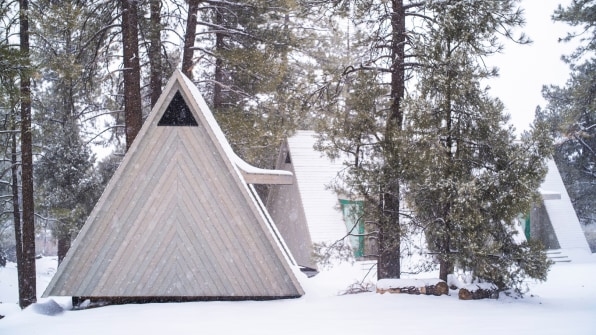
[158,91,198,126]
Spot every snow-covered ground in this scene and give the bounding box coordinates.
[0,253,595,335]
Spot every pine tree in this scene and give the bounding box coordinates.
[121,0,143,150]
[31,0,117,262]
[404,0,551,290]
[182,0,308,169]
[553,0,596,62]
[182,0,200,78]
[312,0,548,282]
[35,120,100,264]
[85,0,176,151]
[147,0,163,107]
[0,2,23,270]
[18,0,37,309]
[311,0,428,279]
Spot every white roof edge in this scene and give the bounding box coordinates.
[232,151,293,184]
[539,189,562,200]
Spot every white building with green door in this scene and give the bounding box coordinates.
[266,131,376,275]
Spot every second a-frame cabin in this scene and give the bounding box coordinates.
[527,159,592,261]
[266,131,378,274]
[43,70,304,304]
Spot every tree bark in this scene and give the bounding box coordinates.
[438,43,455,282]
[213,10,224,109]
[389,0,406,128]
[377,187,401,279]
[121,0,143,150]
[19,0,37,309]
[57,235,71,265]
[377,0,406,280]
[182,0,200,79]
[439,256,453,282]
[11,121,24,307]
[148,0,162,107]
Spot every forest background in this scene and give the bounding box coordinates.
[0,0,593,310]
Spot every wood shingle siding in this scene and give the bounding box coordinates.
[43,71,303,300]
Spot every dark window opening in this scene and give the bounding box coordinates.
[158,91,198,126]
[285,152,291,164]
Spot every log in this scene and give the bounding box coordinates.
[376,286,420,295]
[458,284,499,300]
[376,279,448,296]
[421,282,449,296]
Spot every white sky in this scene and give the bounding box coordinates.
[488,0,577,133]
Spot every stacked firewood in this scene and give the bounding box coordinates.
[376,279,449,296]
[457,284,499,300]
[376,278,499,300]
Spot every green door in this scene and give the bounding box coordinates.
[339,199,365,258]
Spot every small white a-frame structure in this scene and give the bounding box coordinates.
[43,70,303,302]
[266,131,348,270]
[531,159,591,260]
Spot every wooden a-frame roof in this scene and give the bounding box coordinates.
[43,70,303,300]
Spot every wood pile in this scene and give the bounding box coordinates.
[376,279,448,296]
[376,278,500,300]
[458,284,499,300]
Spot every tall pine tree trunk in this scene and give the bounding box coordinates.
[213,10,224,109]
[19,0,37,308]
[148,0,162,107]
[57,236,71,265]
[439,206,454,282]
[11,120,25,307]
[438,51,455,282]
[377,184,401,279]
[377,0,406,280]
[121,0,142,150]
[182,0,200,79]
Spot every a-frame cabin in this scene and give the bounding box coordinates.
[43,70,304,304]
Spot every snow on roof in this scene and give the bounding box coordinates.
[540,159,590,252]
[539,190,562,200]
[287,130,349,244]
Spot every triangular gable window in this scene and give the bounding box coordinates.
[158,91,198,126]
